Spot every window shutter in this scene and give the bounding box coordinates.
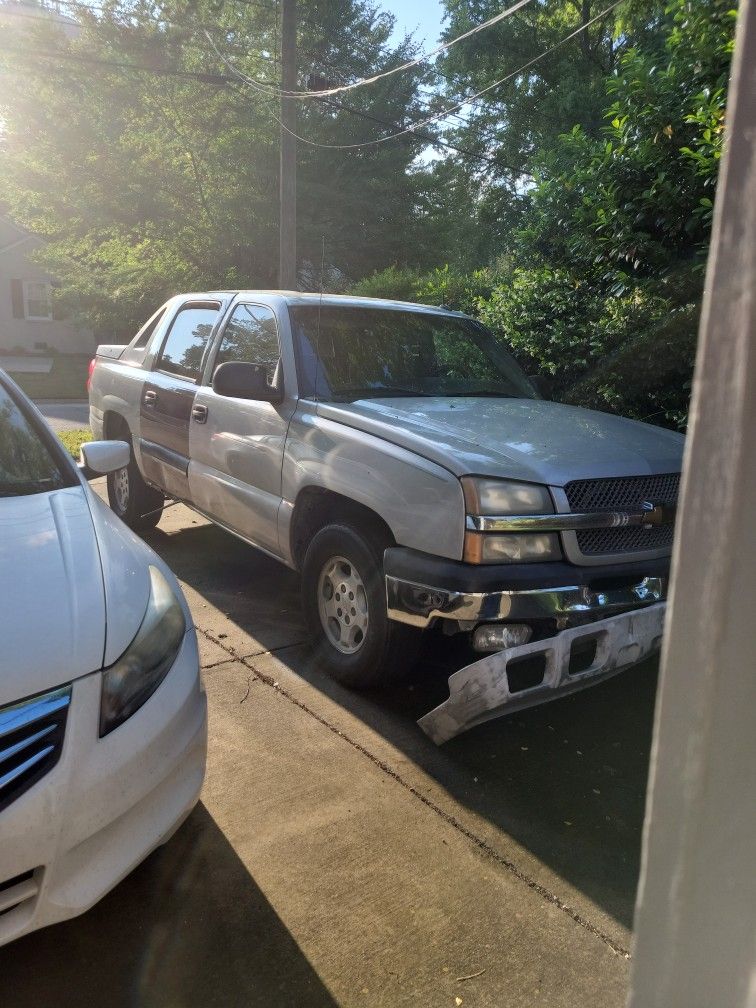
[11,279,24,319]
[51,281,65,321]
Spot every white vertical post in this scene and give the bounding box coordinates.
[628,2,756,1006]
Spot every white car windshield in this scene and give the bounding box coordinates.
[289,306,538,401]
[0,381,75,497]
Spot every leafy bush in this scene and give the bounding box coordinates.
[353,0,734,431]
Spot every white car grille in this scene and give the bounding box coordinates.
[0,685,71,814]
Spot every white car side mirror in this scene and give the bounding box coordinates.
[79,440,130,478]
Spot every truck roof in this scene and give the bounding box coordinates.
[190,291,466,316]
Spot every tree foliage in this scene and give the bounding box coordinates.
[357,0,735,428]
[0,0,737,427]
[0,0,441,338]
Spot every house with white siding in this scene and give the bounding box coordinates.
[0,214,94,356]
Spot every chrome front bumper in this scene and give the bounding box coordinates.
[386,574,666,629]
[418,602,666,744]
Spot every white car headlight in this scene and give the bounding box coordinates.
[99,565,186,737]
[461,477,561,564]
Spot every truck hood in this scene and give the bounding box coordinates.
[0,485,151,707]
[317,397,684,485]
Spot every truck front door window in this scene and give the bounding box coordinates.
[214,304,280,381]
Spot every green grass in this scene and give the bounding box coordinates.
[58,428,92,459]
[9,354,91,400]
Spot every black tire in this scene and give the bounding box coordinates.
[301,522,421,689]
[106,436,164,531]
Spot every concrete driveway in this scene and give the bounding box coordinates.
[0,499,658,1007]
[34,399,89,431]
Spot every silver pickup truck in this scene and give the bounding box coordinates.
[89,291,683,741]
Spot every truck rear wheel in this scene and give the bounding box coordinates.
[107,436,164,531]
[301,523,420,689]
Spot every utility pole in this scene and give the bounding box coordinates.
[279,0,297,289]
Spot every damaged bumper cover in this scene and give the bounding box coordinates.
[417,603,666,744]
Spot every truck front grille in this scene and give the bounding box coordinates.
[0,686,71,814]
[565,473,680,557]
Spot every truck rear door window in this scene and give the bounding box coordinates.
[132,304,167,349]
[157,303,219,381]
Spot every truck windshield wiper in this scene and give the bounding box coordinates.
[335,385,433,400]
[444,390,515,398]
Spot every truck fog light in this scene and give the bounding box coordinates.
[473,624,533,653]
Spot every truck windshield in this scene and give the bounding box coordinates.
[289,306,538,401]
[0,382,75,497]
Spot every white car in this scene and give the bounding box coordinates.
[0,370,207,946]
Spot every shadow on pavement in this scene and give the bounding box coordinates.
[1,804,337,1008]
[147,519,658,934]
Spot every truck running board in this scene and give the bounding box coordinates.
[417,603,667,745]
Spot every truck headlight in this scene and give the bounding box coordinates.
[99,565,186,737]
[461,477,553,515]
[461,477,561,564]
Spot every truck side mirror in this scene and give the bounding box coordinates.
[212,361,284,403]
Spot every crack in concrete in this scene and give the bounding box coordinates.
[195,624,632,960]
[200,657,238,671]
[237,640,309,660]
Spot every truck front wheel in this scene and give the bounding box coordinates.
[301,523,420,689]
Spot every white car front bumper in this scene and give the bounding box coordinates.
[0,630,207,947]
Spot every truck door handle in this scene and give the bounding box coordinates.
[192,404,208,424]
[143,390,157,405]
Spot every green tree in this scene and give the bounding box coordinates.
[483,0,734,426]
[355,0,735,428]
[434,0,669,261]
[0,0,442,338]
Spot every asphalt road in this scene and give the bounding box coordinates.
[35,399,89,431]
[1,496,659,1007]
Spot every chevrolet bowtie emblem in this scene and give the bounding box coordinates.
[640,500,676,526]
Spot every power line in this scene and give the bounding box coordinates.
[315,95,523,168]
[1,3,603,158]
[0,38,509,168]
[0,2,541,145]
[0,41,240,83]
[216,0,624,151]
[0,25,479,151]
[204,0,534,99]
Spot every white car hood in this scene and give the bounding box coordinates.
[0,485,151,707]
[318,397,685,484]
